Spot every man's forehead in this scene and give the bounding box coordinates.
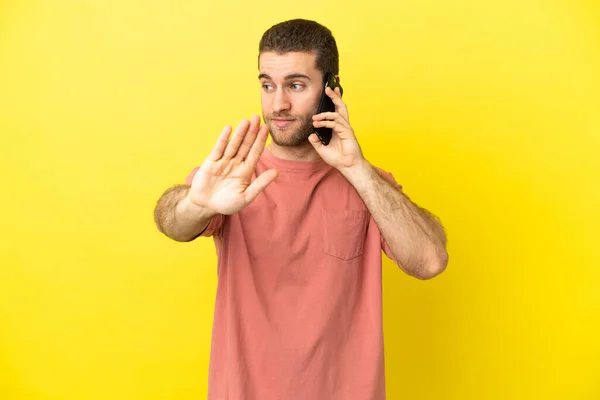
[258,51,318,78]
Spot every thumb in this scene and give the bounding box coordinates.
[308,133,322,148]
[243,169,279,204]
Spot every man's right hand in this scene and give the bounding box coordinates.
[187,115,278,216]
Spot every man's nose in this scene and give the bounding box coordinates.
[272,88,291,113]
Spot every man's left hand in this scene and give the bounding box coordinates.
[309,87,366,172]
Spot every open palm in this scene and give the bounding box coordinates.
[188,115,278,215]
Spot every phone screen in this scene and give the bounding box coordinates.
[314,72,343,145]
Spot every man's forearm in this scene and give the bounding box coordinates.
[154,185,215,242]
[342,161,448,279]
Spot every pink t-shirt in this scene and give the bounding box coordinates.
[186,149,402,400]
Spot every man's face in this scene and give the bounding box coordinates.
[258,51,323,147]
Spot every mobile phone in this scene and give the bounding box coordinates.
[314,72,343,145]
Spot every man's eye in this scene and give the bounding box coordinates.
[262,84,274,91]
[291,84,304,90]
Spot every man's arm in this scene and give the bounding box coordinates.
[154,184,217,242]
[342,160,448,280]
[308,86,447,279]
[154,116,277,242]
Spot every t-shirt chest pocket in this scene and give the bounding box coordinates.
[321,208,370,261]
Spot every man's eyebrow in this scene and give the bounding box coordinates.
[258,73,312,81]
[284,73,311,81]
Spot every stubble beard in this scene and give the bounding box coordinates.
[264,113,315,147]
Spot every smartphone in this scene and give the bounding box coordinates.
[314,72,343,145]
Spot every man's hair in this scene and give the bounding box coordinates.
[258,19,339,77]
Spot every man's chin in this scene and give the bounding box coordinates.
[270,136,306,147]
[270,133,310,147]
[267,124,307,147]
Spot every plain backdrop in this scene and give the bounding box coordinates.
[1,0,599,399]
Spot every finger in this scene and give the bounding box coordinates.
[243,169,278,204]
[312,120,353,138]
[236,115,260,160]
[245,123,270,167]
[326,87,349,121]
[208,125,233,161]
[312,120,340,130]
[308,133,323,149]
[223,119,250,159]
[312,111,349,127]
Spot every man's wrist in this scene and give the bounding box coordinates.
[179,191,217,221]
[340,158,376,193]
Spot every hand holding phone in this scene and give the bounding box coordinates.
[313,72,343,145]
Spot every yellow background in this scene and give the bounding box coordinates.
[1,0,599,399]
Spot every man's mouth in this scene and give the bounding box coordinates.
[271,118,295,128]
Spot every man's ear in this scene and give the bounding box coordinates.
[335,75,340,82]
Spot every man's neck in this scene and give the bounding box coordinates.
[267,142,322,162]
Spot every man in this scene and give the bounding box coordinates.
[154,19,448,400]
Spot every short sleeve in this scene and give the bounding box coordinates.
[185,166,225,238]
[200,214,225,237]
